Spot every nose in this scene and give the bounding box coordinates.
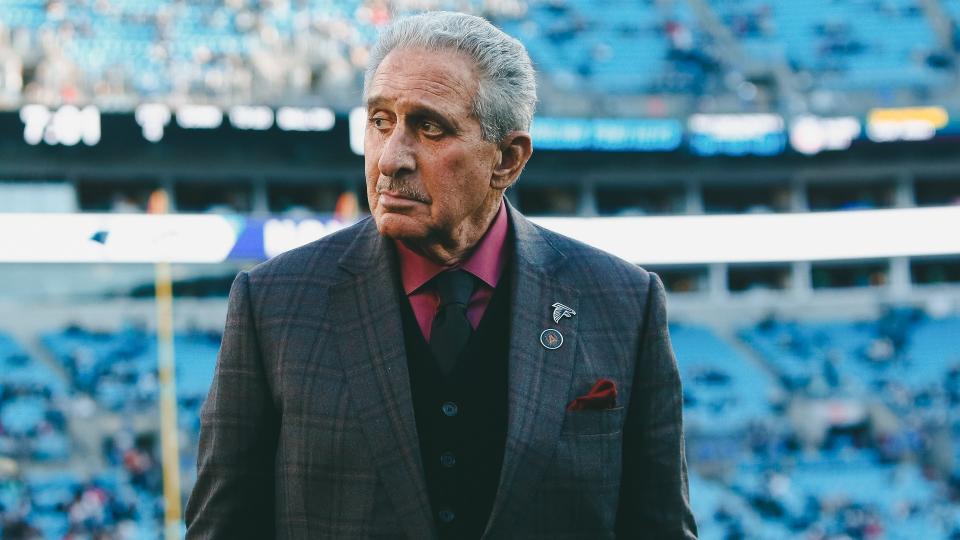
[377,123,416,179]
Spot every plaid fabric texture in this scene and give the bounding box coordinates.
[185,203,697,539]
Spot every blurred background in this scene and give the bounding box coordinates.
[0,0,959,538]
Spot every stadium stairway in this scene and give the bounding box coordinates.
[695,0,803,93]
[1,325,70,386]
[921,0,960,52]
[721,326,784,387]
[670,322,782,438]
[686,0,750,67]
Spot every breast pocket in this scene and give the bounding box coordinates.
[560,406,625,437]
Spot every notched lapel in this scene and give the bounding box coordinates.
[329,221,436,540]
[484,206,581,538]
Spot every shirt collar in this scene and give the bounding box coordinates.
[395,200,509,295]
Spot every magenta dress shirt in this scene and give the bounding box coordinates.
[394,201,509,342]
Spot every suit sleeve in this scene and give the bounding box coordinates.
[616,272,698,539]
[185,271,280,539]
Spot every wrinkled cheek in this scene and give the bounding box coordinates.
[363,182,377,214]
[363,170,380,211]
[366,194,380,218]
[363,160,378,188]
[363,138,381,184]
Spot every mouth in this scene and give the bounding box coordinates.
[378,190,428,209]
[376,178,431,203]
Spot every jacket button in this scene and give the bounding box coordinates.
[440,452,456,468]
[441,401,459,417]
[438,509,455,523]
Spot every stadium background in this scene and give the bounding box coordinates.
[1,0,959,538]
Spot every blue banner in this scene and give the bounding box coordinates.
[531,117,683,152]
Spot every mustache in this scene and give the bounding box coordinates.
[376,177,430,203]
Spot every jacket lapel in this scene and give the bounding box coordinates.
[484,204,580,538]
[328,219,436,540]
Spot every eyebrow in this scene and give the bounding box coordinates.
[366,96,459,131]
[365,95,391,110]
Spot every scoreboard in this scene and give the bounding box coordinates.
[5,104,957,157]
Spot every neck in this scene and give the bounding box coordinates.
[403,194,503,266]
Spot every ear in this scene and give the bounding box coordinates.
[490,131,533,191]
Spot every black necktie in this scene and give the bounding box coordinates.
[429,270,476,375]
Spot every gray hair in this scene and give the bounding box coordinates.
[363,11,537,143]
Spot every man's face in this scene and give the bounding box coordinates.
[364,47,501,247]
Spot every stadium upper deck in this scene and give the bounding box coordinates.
[0,0,956,117]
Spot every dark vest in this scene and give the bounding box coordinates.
[399,267,512,540]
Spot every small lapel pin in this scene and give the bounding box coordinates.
[551,302,576,324]
[540,328,563,350]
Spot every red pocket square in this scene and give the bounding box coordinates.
[566,378,617,411]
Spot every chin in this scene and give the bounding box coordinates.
[373,211,430,243]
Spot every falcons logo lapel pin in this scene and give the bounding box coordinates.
[551,302,576,324]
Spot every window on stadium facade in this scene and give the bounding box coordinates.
[175,180,253,213]
[727,264,792,292]
[645,266,708,293]
[911,257,960,285]
[76,179,159,212]
[267,182,342,215]
[702,184,791,214]
[914,178,960,207]
[514,185,580,216]
[811,260,889,289]
[807,181,896,211]
[595,185,686,216]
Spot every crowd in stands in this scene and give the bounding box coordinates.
[675,314,960,538]
[0,333,69,464]
[709,0,956,93]
[741,308,960,401]
[670,323,779,436]
[497,0,725,96]
[2,311,959,537]
[40,323,220,415]
[0,0,527,111]
[1,464,163,539]
[0,0,956,114]
[1,326,214,539]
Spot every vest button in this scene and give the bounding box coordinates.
[440,451,456,468]
[441,401,459,417]
[438,509,455,523]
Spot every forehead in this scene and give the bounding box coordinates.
[366,47,479,117]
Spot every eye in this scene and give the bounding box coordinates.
[369,115,393,130]
[420,120,444,136]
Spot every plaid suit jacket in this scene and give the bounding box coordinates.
[185,203,697,539]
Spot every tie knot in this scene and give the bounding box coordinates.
[434,270,476,308]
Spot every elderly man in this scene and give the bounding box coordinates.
[185,11,696,540]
